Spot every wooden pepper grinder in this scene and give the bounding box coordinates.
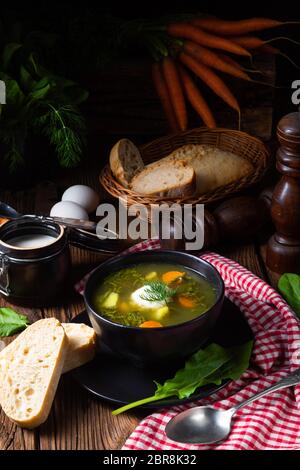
[266,112,300,273]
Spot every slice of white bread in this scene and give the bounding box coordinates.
[131,160,196,198]
[110,138,144,188]
[162,144,253,194]
[0,318,68,429]
[62,323,96,373]
[0,323,96,375]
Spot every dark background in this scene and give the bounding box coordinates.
[3,1,300,22]
[3,0,299,119]
[1,0,300,187]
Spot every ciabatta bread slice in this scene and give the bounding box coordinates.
[131,160,196,198]
[0,318,68,429]
[62,323,96,373]
[109,138,144,187]
[0,323,96,375]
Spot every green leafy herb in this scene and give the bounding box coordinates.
[141,281,177,303]
[0,308,29,337]
[0,37,88,173]
[33,103,86,167]
[278,273,300,316]
[112,341,253,415]
[100,307,145,327]
[102,268,145,294]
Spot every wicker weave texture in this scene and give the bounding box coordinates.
[100,127,270,206]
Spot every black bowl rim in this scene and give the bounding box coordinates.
[84,250,225,332]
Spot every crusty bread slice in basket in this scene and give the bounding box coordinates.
[162,144,254,194]
[100,128,270,206]
[131,159,196,198]
[109,138,144,188]
[0,318,68,429]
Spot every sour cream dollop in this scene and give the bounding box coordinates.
[131,286,166,310]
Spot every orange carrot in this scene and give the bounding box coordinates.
[162,271,185,284]
[152,62,179,132]
[231,35,300,50]
[183,41,250,80]
[0,217,8,227]
[140,321,163,328]
[162,57,188,131]
[191,17,282,35]
[258,45,300,70]
[217,52,243,70]
[179,67,216,128]
[231,36,265,49]
[257,44,280,54]
[217,52,264,75]
[167,23,250,56]
[179,52,240,112]
[178,295,195,308]
[228,41,277,55]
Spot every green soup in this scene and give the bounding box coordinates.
[92,263,216,328]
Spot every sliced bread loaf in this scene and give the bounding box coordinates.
[163,144,253,194]
[131,160,196,198]
[62,323,96,373]
[0,318,68,429]
[109,138,144,188]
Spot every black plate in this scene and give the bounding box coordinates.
[70,298,253,409]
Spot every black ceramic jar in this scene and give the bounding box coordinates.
[0,218,71,306]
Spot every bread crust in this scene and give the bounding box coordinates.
[131,160,196,198]
[109,139,144,187]
[62,323,96,373]
[0,318,68,429]
[162,144,253,194]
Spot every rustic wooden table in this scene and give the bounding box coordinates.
[0,163,279,451]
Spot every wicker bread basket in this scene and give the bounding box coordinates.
[100,127,270,206]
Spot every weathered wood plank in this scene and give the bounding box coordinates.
[37,367,140,450]
[219,242,268,280]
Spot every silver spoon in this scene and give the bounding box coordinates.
[0,201,119,238]
[165,367,300,445]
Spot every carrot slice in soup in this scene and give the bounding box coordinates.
[162,271,185,284]
[178,295,195,308]
[140,321,163,328]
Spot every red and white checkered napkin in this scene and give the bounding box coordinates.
[75,240,300,450]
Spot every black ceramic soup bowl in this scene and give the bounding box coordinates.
[84,250,225,367]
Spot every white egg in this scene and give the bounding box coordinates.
[62,185,100,213]
[50,201,89,220]
[131,286,166,310]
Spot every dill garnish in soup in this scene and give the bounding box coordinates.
[92,264,216,328]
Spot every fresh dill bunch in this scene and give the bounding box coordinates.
[33,103,86,168]
[141,281,177,303]
[101,307,145,327]
[0,126,26,171]
[0,39,88,173]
